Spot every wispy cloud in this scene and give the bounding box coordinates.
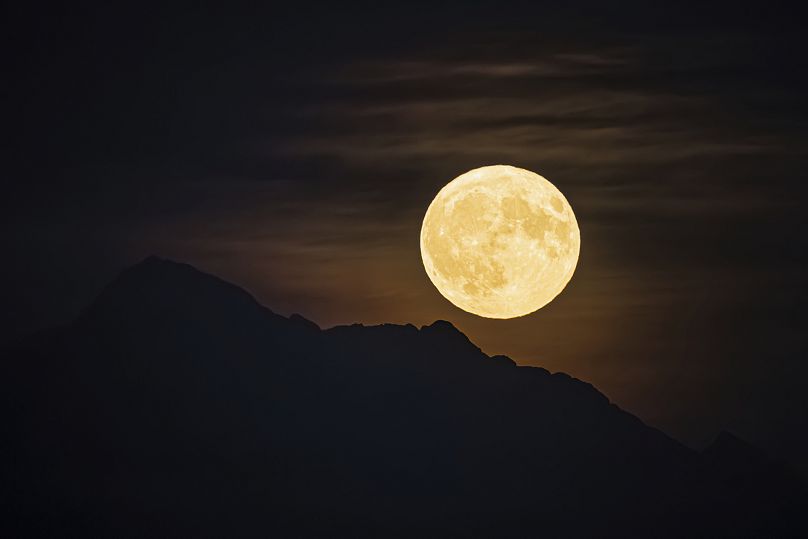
[327,49,636,83]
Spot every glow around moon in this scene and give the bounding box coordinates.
[420,165,580,319]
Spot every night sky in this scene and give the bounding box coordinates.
[4,3,808,472]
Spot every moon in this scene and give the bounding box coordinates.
[420,165,580,319]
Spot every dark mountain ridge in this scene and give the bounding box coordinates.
[2,257,806,537]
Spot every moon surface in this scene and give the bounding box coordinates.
[420,165,580,319]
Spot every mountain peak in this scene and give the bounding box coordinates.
[419,319,486,360]
[420,319,472,347]
[421,319,463,335]
[116,255,216,282]
[289,313,320,332]
[78,257,277,330]
[126,255,196,273]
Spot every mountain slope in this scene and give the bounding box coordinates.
[1,257,805,537]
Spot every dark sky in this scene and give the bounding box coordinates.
[3,3,808,471]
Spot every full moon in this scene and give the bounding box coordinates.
[420,165,580,319]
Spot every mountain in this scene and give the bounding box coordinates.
[1,257,806,538]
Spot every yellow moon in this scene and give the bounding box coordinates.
[420,165,580,319]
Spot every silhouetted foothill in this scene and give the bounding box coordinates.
[489,354,517,366]
[1,258,806,538]
[421,319,463,334]
[289,313,320,332]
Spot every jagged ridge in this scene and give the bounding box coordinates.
[1,257,805,538]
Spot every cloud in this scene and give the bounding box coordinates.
[327,49,635,84]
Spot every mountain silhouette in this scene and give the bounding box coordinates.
[2,257,806,537]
